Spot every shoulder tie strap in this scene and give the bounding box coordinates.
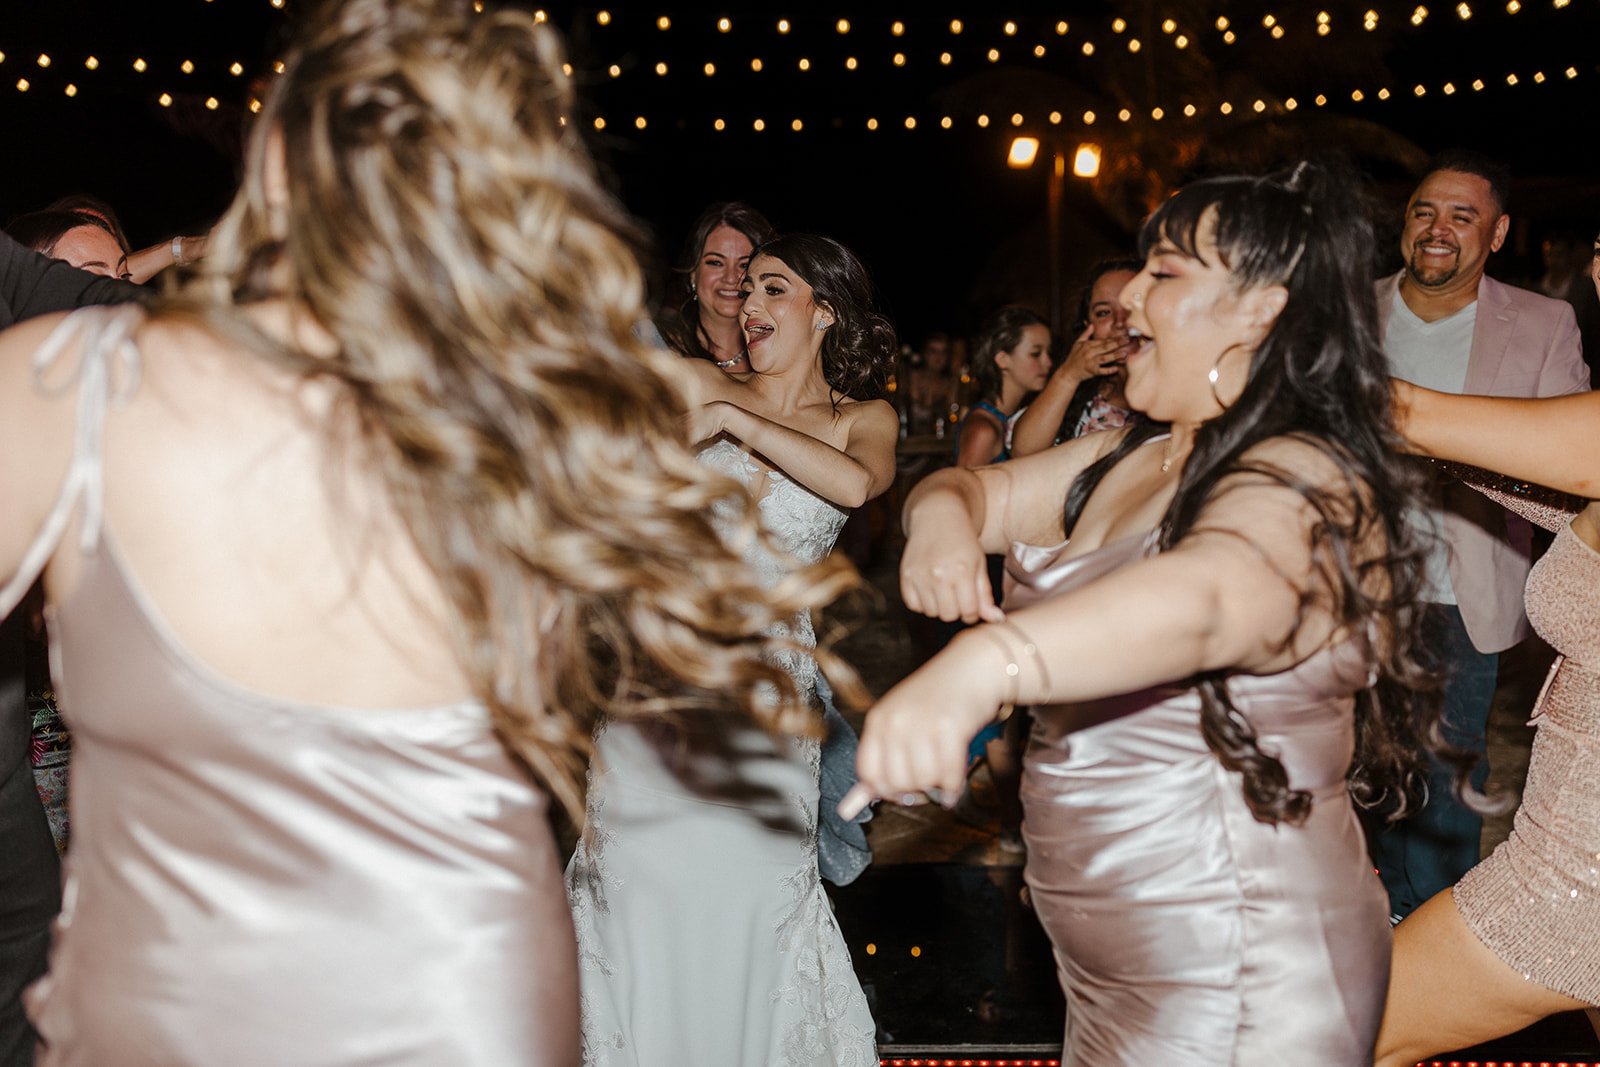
[0,305,144,617]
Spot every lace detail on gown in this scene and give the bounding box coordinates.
[564,438,874,1066]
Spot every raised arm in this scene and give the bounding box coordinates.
[853,437,1359,805]
[0,229,146,323]
[1394,380,1600,497]
[1010,327,1124,457]
[898,429,1124,624]
[692,396,899,509]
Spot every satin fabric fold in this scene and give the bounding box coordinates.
[1007,532,1390,1065]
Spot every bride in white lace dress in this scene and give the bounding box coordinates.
[566,235,899,1066]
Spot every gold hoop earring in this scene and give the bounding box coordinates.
[1208,361,1227,410]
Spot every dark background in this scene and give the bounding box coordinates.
[3,0,1598,344]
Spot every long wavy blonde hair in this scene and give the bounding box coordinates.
[169,0,855,817]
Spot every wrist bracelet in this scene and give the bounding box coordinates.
[972,625,1023,722]
[994,618,1051,695]
[171,236,184,265]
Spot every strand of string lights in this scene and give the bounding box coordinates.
[0,0,1587,112]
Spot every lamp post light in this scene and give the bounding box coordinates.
[1009,135,1099,336]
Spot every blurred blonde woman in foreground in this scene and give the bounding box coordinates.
[0,1,846,1063]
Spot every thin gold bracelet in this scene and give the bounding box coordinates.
[972,624,1022,722]
[994,618,1051,697]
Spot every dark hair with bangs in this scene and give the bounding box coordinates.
[1060,157,1474,825]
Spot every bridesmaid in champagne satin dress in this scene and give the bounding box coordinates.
[1378,372,1600,1062]
[851,161,1453,1064]
[0,3,822,1063]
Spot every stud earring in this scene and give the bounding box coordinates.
[816,319,831,330]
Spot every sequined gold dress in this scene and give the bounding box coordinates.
[1453,488,1600,1004]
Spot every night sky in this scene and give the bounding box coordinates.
[4,0,1598,343]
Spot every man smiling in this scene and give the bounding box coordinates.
[1374,149,1589,922]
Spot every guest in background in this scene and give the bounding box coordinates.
[6,211,128,280]
[954,307,1051,468]
[906,330,956,435]
[1012,258,1143,457]
[656,201,773,373]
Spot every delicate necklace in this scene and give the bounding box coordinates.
[714,354,744,369]
[1160,439,1178,473]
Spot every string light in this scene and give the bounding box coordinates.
[717,17,731,32]
[158,91,172,105]
[1176,35,1189,47]
[1010,112,1023,125]
[836,18,850,33]
[205,96,218,109]
[1411,5,1429,24]
[1379,87,1392,97]
[181,59,194,73]
[1128,38,1141,51]
[1506,72,1518,83]
[891,21,904,36]
[608,64,620,76]
[1162,19,1177,32]
[714,117,725,130]
[1223,30,1236,42]
[15,78,28,91]
[987,48,999,61]
[596,10,610,25]
[1220,101,1233,113]
[1033,45,1045,57]
[798,57,810,70]
[949,19,963,33]
[133,58,146,72]
[846,57,857,70]
[1151,106,1164,119]
[1004,21,1017,35]
[230,62,243,75]
[904,116,916,128]
[977,113,989,126]
[1286,96,1298,109]
[1473,78,1485,88]
[1112,18,1127,32]
[1082,41,1095,54]
[1271,25,1284,37]
[1056,20,1069,34]
[940,52,952,64]
[1264,14,1277,26]
[249,97,262,113]
[753,117,765,130]
[656,15,669,30]
[1184,103,1197,115]
[893,52,906,66]
[1049,110,1062,123]
[866,117,878,129]
[1457,1,1472,16]
[64,82,76,96]
[1253,98,1266,111]
[1365,9,1380,28]
[84,56,97,69]
[1083,110,1096,124]
[941,115,952,128]
[36,54,49,68]
[593,116,605,129]
[750,58,762,71]
[1316,93,1328,104]
[654,61,667,75]
[791,118,802,130]
[1118,108,1131,121]
[1507,0,1521,9]
[1216,16,1230,29]
[777,19,789,33]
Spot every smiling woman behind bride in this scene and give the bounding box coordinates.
[566,234,897,1067]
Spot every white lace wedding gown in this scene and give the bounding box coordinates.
[565,439,877,1066]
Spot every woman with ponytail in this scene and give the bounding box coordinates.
[848,159,1468,1064]
[0,1,849,1063]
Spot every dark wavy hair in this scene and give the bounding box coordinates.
[1058,257,1145,440]
[656,201,774,362]
[1423,148,1511,216]
[1060,157,1471,825]
[751,233,895,401]
[970,306,1046,404]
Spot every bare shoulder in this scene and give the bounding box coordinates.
[1235,434,1359,489]
[839,395,898,433]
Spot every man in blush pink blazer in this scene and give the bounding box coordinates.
[1373,149,1589,922]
